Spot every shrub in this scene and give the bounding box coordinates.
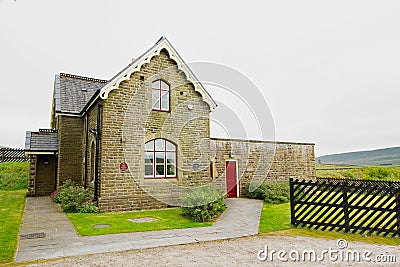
[50,190,59,202]
[244,180,290,204]
[51,179,98,213]
[363,167,395,180]
[78,200,99,213]
[181,184,226,222]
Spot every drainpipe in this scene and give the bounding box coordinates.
[94,104,102,201]
[84,115,89,189]
[90,104,102,202]
[54,152,58,191]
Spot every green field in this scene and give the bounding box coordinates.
[316,164,400,180]
[0,162,29,190]
[67,208,212,236]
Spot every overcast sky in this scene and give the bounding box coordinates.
[1,0,399,156]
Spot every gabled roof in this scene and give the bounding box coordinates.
[54,73,107,114]
[25,130,58,153]
[53,37,217,115]
[99,37,217,111]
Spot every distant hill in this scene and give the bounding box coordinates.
[316,147,400,166]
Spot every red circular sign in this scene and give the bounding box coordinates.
[119,162,128,172]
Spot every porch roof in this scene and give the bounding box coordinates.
[25,130,58,153]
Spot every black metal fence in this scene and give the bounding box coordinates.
[290,178,400,237]
[0,148,29,163]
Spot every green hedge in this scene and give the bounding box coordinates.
[244,180,289,204]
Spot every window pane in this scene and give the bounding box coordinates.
[167,164,175,176]
[161,81,169,90]
[155,139,164,151]
[152,81,160,89]
[161,92,169,110]
[144,152,154,164]
[156,164,164,176]
[166,141,175,151]
[145,141,154,151]
[166,152,176,176]
[152,89,160,109]
[145,164,153,176]
[155,152,164,164]
[166,152,175,164]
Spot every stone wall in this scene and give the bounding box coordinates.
[57,115,84,186]
[26,155,36,196]
[98,49,212,212]
[210,138,315,196]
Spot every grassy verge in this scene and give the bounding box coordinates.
[0,162,29,190]
[0,190,26,263]
[259,203,400,246]
[67,208,212,236]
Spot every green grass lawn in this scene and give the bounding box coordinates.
[0,162,29,190]
[0,190,26,263]
[67,208,212,236]
[259,203,400,246]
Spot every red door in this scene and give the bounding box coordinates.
[225,161,238,198]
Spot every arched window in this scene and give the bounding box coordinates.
[152,80,170,111]
[145,139,176,178]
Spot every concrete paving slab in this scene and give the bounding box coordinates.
[15,196,263,262]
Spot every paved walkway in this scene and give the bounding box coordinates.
[15,197,263,262]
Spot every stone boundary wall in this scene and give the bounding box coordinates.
[210,138,316,197]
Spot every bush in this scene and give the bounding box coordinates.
[362,167,397,180]
[181,185,226,222]
[51,179,98,213]
[244,180,290,204]
[78,200,99,213]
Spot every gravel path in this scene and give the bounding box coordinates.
[26,235,400,266]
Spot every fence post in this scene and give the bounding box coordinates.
[342,180,350,232]
[396,188,400,236]
[289,178,296,226]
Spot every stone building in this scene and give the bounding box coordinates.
[25,37,315,212]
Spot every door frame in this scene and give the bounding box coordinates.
[225,160,239,198]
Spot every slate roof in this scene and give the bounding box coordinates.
[25,131,58,152]
[55,73,108,114]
